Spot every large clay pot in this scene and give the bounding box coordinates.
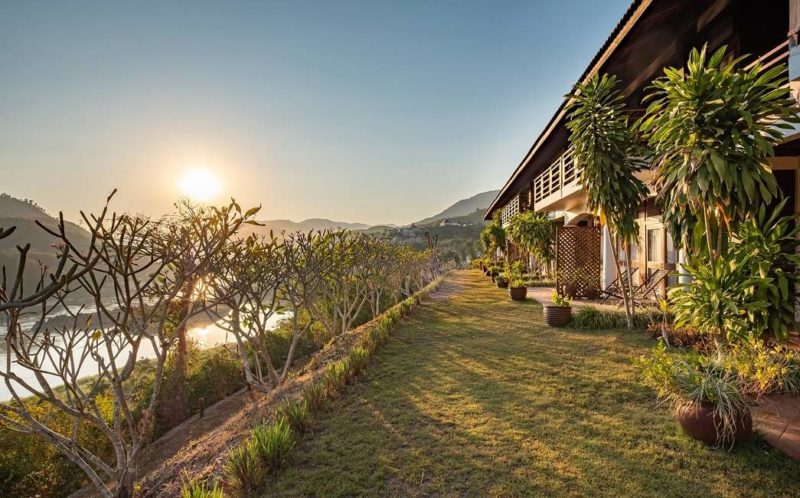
[676,402,752,446]
[564,284,579,299]
[544,305,571,326]
[509,286,527,301]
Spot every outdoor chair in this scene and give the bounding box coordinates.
[599,267,639,304]
[632,268,669,307]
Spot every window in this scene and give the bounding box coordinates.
[647,228,659,262]
[666,232,677,265]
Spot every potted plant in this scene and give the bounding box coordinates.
[488,265,500,280]
[544,290,571,326]
[495,274,509,289]
[637,343,752,447]
[506,261,527,301]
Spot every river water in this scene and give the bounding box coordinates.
[0,309,288,401]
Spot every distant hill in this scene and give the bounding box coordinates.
[240,218,371,238]
[0,194,92,291]
[415,190,499,227]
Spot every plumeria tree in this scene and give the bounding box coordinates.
[0,196,256,498]
[566,73,648,326]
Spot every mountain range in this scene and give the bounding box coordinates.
[0,189,498,284]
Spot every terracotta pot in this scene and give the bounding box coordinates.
[509,286,527,301]
[564,284,579,299]
[675,402,752,446]
[583,287,600,300]
[496,279,509,289]
[544,305,571,326]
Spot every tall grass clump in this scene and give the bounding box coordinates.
[223,441,263,493]
[251,418,296,472]
[180,479,224,498]
[572,305,663,330]
[275,398,311,434]
[303,381,327,414]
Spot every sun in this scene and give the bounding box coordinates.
[178,169,221,202]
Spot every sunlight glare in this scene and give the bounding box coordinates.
[178,169,221,202]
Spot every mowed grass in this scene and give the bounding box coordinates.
[264,270,800,497]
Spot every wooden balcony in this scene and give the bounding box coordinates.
[531,147,585,212]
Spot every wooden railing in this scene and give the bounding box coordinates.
[532,147,580,205]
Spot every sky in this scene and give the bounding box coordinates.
[0,0,631,225]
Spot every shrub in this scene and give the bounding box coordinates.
[251,418,296,472]
[571,306,662,330]
[669,250,770,343]
[275,398,311,434]
[726,341,800,397]
[180,479,224,498]
[223,441,263,492]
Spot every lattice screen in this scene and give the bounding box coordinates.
[555,226,601,298]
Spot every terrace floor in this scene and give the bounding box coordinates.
[263,270,800,497]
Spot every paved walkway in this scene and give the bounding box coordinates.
[753,394,800,460]
[526,285,620,311]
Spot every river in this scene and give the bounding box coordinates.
[0,309,288,401]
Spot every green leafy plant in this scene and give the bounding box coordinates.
[732,200,800,341]
[275,398,311,434]
[505,260,526,288]
[180,479,224,498]
[551,291,571,307]
[480,212,506,259]
[636,342,748,447]
[251,418,296,472]
[566,73,648,325]
[572,305,662,330]
[641,45,800,262]
[506,211,555,274]
[669,252,769,343]
[726,340,800,397]
[223,440,263,492]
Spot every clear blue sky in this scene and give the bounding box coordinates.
[0,0,631,225]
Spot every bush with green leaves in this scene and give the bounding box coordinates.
[506,211,555,274]
[505,260,527,288]
[668,201,799,345]
[571,305,663,330]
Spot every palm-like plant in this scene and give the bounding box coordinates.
[641,45,800,261]
[566,73,648,326]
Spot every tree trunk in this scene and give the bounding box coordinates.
[609,230,633,328]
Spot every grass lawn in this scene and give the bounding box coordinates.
[264,270,800,497]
